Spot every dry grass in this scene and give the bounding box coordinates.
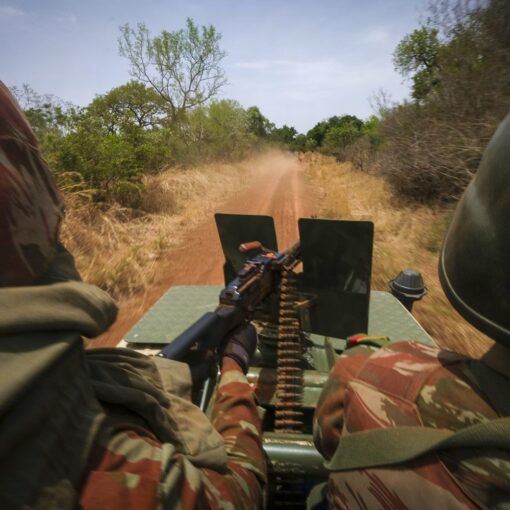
[60,159,256,298]
[304,153,493,358]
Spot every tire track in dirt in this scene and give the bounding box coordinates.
[94,152,318,347]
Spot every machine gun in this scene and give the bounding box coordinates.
[156,213,376,428]
[157,240,301,362]
[157,212,376,379]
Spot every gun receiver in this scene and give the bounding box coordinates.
[157,241,301,360]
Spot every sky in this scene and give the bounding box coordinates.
[0,0,426,133]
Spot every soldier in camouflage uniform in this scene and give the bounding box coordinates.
[313,113,510,509]
[0,80,266,509]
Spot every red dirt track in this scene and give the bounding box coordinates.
[94,153,318,347]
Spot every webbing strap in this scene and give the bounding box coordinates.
[325,417,510,471]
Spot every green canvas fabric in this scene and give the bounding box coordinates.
[326,415,510,472]
[0,282,117,509]
[0,332,105,510]
[0,281,117,338]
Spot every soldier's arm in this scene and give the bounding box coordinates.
[199,357,267,508]
[313,346,376,460]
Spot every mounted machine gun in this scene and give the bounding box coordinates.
[124,213,434,508]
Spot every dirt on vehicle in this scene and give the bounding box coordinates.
[94,153,318,347]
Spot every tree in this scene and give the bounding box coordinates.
[393,27,441,101]
[290,133,308,152]
[10,83,80,136]
[270,125,297,145]
[362,115,382,148]
[86,81,166,133]
[306,115,364,150]
[306,120,330,147]
[171,100,254,163]
[118,18,227,121]
[246,106,274,138]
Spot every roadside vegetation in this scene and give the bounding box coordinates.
[300,0,509,204]
[59,158,256,298]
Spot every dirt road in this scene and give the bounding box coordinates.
[95,153,318,347]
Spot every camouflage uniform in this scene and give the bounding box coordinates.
[80,357,267,510]
[313,341,510,509]
[0,81,63,286]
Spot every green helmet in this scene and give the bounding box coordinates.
[439,113,510,345]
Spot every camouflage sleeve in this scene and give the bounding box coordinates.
[200,357,267,508]
[161,358,267,508]
[313,346,377,460]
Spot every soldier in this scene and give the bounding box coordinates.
[313,113,510,508]
[0,80,266,509]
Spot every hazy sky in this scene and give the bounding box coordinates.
[0,0,426,132]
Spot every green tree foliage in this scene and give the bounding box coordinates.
[393,27,441,101]
[306,120,329,147]
[380,0,510,202]
[57,114,144,205]
[246,106,274,138]
[170,99,255,164]
[10,84,81,169]
[11,84,80,135]
[289,134,308,152]
[86,81,166,133]
[118,19,227,121]
[306,115,364,148]
[362,116,382,148]
[305,115,365,158]
[24,82,266,206]
[82,82,171,177]
[270,125,297,145]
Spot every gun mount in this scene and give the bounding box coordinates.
[123,213,435,508]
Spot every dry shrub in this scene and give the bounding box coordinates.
[377,0,510,204]
[60,159,253,298]
[377,105,490,203]
[304,153,493,357]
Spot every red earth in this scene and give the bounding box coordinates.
[93,153,318,347]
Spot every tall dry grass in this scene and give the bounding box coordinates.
[304,153,493,358]
[60,159,254,298]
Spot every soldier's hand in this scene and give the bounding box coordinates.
[186,349,217,383]
[221,323,257,374]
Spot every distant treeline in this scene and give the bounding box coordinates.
[14,0,510,206]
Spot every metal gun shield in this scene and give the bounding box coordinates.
[298,218,374,339]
